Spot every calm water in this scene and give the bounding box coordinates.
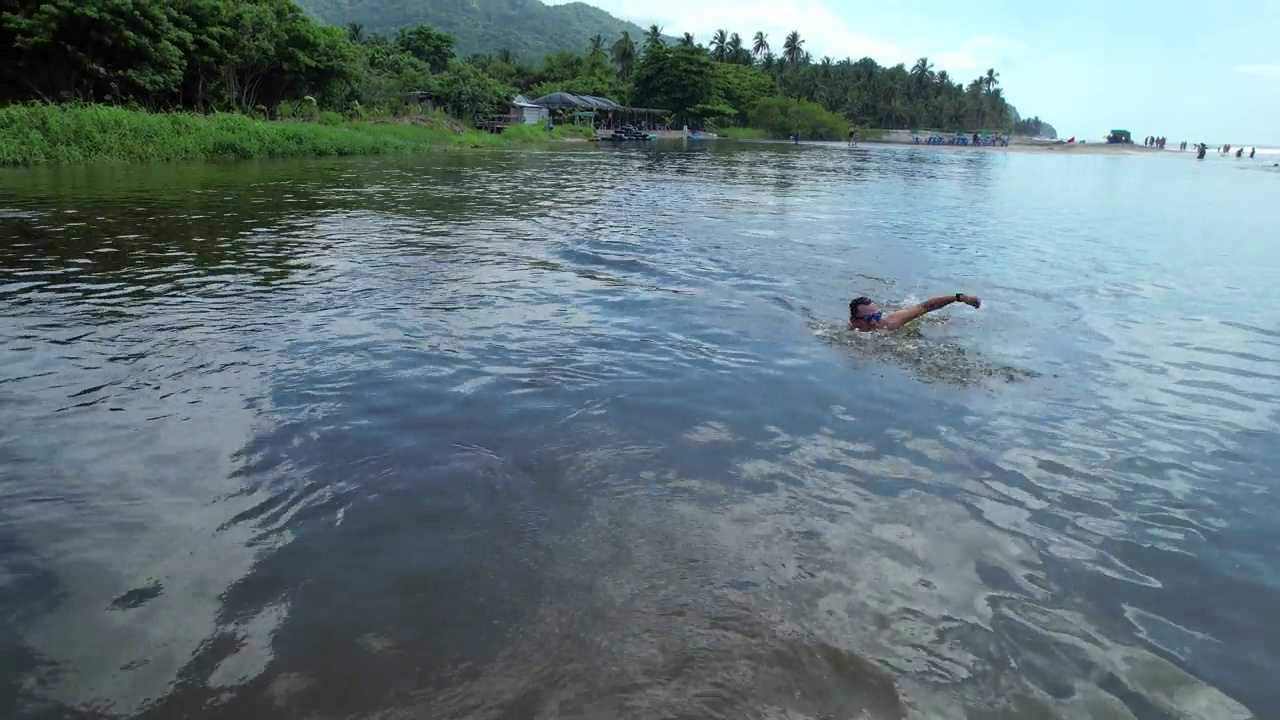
[1,142,1277,720]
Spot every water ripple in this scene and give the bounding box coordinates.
[0,145,1274,719]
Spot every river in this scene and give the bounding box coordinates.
[1,142,1276,719]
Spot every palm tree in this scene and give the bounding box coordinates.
[782,31,804,65]
[588,34,606,58]
[760,51,777,71]
[752,31,769,59]
[819,56,834,80]
[644,25,665,52]
[679,33,696,48]
[726,32,744,62]
[966,78,986,126]
[935,69,951,90]
[710,29,730,62]
[883,95,907,127]
[986,86,1007,125]
[497,47,515,64]
[910,57,934,94]
[841,89,866,123]
[809,77,829,106]
[612,32,637,80]
[347,23,365,43]
[984,68,1000,92]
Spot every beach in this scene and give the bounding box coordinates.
[688,127,1185,154]
[855,128,1165,154]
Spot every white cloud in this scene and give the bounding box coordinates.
[931,35,1027,76]
[1234,63,1280,76]
[547,0,1023,78]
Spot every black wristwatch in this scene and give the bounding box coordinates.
[955,293,964,301]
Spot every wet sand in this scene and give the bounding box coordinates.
[856,129,1165,155]
[688,128,1177,155]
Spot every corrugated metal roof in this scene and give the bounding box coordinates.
[531,92,621,109]
[528,93,668,114]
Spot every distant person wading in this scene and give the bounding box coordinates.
[849,293,982,332]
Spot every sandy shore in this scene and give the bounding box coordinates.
[865,139,1163,155]
[631,128,1181,156]
[854,128,1166,155]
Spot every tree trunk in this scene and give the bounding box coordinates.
[225,64,240,111]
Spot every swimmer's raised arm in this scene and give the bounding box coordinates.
[882,294,980,329]
[850,294,981,331]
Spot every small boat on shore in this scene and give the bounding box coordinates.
[600,125,656,142]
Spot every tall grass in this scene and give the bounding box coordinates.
[0,104,574,166]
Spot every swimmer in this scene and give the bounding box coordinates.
[849,293,982,332]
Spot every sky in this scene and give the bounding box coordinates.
[546,0,1280,146]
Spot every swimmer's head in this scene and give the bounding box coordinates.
[849,296,885,330]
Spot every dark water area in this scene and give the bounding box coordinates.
[1,142,1276,719]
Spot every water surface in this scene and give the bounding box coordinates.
[1,142,1277,719]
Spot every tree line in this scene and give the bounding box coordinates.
[0,0,1049,139]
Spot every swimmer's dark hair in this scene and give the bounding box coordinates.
[850,296,873,320]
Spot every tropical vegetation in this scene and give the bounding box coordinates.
[293,0,664,60]
[1013,115,1057,139]
[0,0,1053,165]
[469,27,1048,139]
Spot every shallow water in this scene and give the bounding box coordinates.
[1,142,1277,719]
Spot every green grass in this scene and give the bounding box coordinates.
[0,104,579,166]
[714,127,770,140]
[498,122,594,144]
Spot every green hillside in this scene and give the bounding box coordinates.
[296,0,657,60]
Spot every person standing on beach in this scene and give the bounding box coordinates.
[1250,147,1256,158]
[849,294,982,332]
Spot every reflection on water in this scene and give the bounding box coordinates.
[0,144,1276,719]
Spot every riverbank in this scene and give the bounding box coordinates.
[855,128,1162,155]
[0,105,587,166]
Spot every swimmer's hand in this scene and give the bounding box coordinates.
[960,294,981,309]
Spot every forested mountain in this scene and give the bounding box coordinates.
[295,0,656,60]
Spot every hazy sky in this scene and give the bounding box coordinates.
[548,0,1280,146]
